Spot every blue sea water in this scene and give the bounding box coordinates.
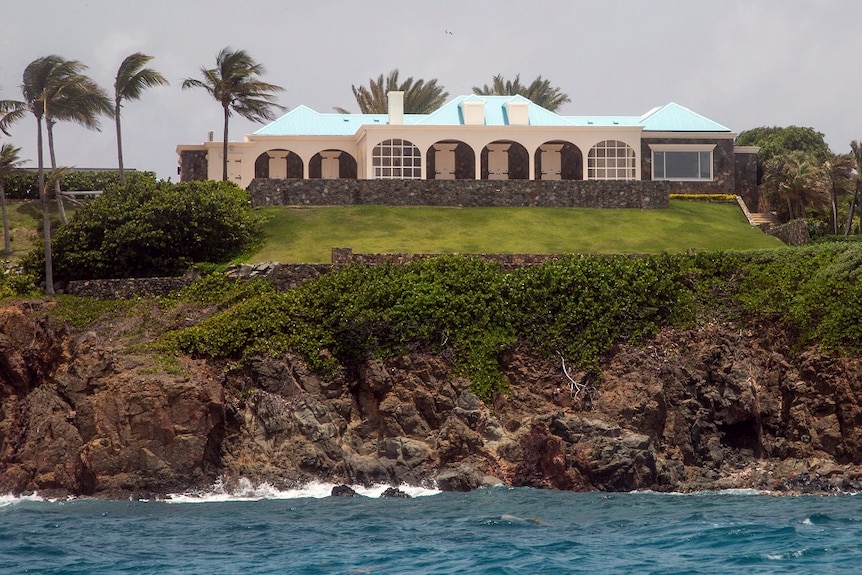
[2,483,861,575]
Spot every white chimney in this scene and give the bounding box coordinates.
[388,91,404,125]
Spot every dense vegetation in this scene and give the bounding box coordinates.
[23,178,263,282]
[164,242,862,401]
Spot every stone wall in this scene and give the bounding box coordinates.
[248,178,670,209]
[179,150,208,182]
[67,277,194,299]
[769,219,809,246]
[734,150,759,210]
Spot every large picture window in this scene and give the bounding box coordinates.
[372,138,421,179]
[587,140,636,180]
[651,145,715,181]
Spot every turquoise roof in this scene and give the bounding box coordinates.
[252,99,730,136]
[638,102,730,132]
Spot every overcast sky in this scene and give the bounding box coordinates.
[2,0,861,182]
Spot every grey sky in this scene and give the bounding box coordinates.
[2,0,860,182]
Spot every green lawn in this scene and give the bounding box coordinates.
[244,200,784,263]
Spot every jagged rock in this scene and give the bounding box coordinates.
[380,486,410,498]
[1,301,862,497]
[331,484,357,497]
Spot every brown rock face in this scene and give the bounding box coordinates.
[1,302,861,497]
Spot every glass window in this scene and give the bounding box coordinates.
[651,148,713,181]
[372,138,421,179]
[587,140,636,180]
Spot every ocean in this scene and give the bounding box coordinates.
[2,483,860,574]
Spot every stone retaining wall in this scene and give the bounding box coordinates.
[249,178,670,209]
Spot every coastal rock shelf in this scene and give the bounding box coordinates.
[0,301,860,497]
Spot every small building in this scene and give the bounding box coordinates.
[177,93,757,203]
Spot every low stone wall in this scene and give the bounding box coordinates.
[249,178,670,209]
[769,220,809,246]
[67,277,194,299]
[330,247,575,268]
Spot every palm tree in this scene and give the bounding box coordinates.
[846,141,862,235]
[0,56,112,291]
[335,69,448,114]
[0,143,26,255]
[762,151,829,221]
[473,74,570,111]
[0,100,27,136]
[182,47,286,181]
[823,153,855,234]
[114,52,168,186]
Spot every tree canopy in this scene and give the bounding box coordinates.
[736,126,832,166]
[472,74,570,111]
[336,69,449,114]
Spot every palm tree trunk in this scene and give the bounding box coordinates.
[846,181,860,235]
[1,182,10,255]
[222,104,230,181]
[37,116,54,294]
[115,100,126,186]
[46,119,68,225]
[830,187,839,235]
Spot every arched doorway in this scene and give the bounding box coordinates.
[535,141,583,180]
[481,140,529,180]
[309,149,358,179]
[254,149,304,179]
[426,140,476,179]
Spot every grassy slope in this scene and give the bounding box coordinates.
[246,200,784,263]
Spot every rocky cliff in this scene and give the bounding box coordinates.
[1,300,861,498]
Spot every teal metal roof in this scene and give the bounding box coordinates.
[638,102,730,132]
[252,99,730,136]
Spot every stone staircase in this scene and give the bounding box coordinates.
[735,196,779,229]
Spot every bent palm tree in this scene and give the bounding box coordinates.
[473,74,570,111]
[0,143,26,255]
[336,69,448,114]
[1,56,112,291]
[847,141,862,235]
[823,153,855,235]
[115,52,168,185]
[183,47,286,181]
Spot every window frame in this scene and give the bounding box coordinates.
[587,140,636,180]
[649,144,716,182]
[372,138,422,179]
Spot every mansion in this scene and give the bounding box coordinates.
[177,92,758,202]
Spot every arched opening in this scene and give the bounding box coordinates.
[309,149,358,179]
[535,141,583,180]
[372,138,421,179]
[587,140,636,180]
[426,140,476,180]
[254,149,304,179]
[481,140,528,180]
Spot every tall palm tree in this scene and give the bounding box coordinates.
[43,60,113,223]
[114,52,168,185]
[846,141,862,235]
[473,74,570,111]
[823,153,855,235]
[1,56,112,292]
[335,69,448,114]
[182,47,286,181]
[0,143,26,255]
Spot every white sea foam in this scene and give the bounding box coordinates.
[164,477,440,503]
[0,493,51,507]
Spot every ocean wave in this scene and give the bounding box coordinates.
[0,493,53,507]
[164,477,441,503]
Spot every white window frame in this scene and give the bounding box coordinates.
[372,138,422,179]
[587,140,636,180]
[650,144,716,182]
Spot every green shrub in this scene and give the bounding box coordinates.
[25,179,264,282]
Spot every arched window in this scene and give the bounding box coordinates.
[372,139,421,179]
[587,140,636,180]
